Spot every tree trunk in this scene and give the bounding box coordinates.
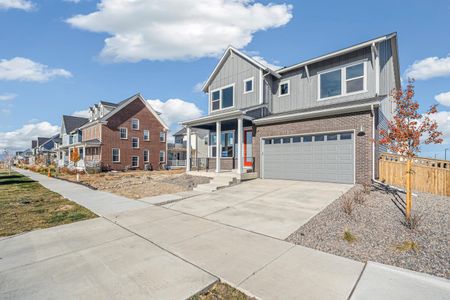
[406,159,412,220]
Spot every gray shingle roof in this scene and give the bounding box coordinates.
[62,115,89,134]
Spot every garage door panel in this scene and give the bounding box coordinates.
[263,132,354,184]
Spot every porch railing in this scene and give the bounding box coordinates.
[167,159,187,167]
[189,157,255,172]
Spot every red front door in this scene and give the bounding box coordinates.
[244,130,253,167]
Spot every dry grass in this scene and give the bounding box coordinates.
[396,240,420,252]
[341,193,354,215]
[190,282,255,300]
[353,190,366,204]
[402,213,423,230]
[0,170,96,237]
[343,230,357,243]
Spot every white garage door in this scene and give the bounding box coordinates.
[262,132,354,184]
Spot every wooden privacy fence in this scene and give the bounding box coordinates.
[379,153,450,196]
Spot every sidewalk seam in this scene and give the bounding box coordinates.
[346,261,368,300]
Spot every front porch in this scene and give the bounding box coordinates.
[182,110,257,178]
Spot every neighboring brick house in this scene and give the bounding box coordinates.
[71,93,169,171]
[182,33,401,184]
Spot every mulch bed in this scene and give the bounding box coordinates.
[286,182,450,279]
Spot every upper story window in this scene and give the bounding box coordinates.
[143,149,149,162]
[132,137,139,149]
[243,77,254,94]
[210,85,234,111]
[131,118,139,130]
[319,61,366,100]
[143,130,150,141]
[279,80,290,97]
[159,131,165,142]
[120,127,128,139]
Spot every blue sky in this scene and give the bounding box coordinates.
[0,0,450,159]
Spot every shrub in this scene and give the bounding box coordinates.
[402,213,422,230]
[362,182,371,194]
[343,230,357,243]
[353,190,366,204]
[341,193,354,215]
[396,240,419,252]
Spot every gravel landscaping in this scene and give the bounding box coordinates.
[286,182,450,279]
[190,282,255,300]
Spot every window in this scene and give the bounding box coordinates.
[282,138,291,144]
[210,131,234,158]
[112,148,120,163]
[264,139,272,145]
[244,77,254,94]
[143,150,149,162]
[292,136,301,143]
[273,138,281,144]
[327,134,338,141]
[159,131,165,142]
[132,137,139,149]
[143,130,150,141]
[131,118,139,130]
[319,61,366,100]
[340,132,352,140]
[314,135,325,142]
[210,85,234,111]
[303,135,313,142]
[120,127,128,139]
[279,80,290,96]
[131,156,139,168]
[159,151,165,162]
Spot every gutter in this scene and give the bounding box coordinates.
[371,104,376,181]
[254,101,381,125]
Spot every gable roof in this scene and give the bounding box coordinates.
[100,100,118,107]
[62,115,89,134]
[173,127,209,137]
[202,46,281,92]
[37,137,50,146]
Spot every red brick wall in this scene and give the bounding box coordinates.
[100,98,167,171]
[253,111,374,183]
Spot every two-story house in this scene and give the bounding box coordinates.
[77,93,169,171]
[168,128,208,168]
[182,33,400,184]
[57,115,89,167]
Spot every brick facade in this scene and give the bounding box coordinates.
[253,111,374,184]
[83,98,167,171]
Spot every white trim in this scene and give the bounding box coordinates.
[132,137,139,149]
[131,118,140,130]
[131,155,139,168]
[371,104,376,180]
[209,129,235,158]
[159,131,166,142]
[143,149,149,163]
[112,148,120,163]
[119,127,128,139]
[143,130,150,141]
[318,60,368,101]
[159,150,166,163]
[186,127,191,172]
[278,80,290,97]
[210,83,235,112]
[243,76,254,94]
[259,69,264,104]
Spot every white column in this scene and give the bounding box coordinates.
[216,121,221,173]
[186,127,191,172]
[237,117,243,174]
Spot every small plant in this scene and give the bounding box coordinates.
[402,213,422,230]
[343,230,357,243]
[353,190,366,204]
[341,193,354,215]
[396,240,419,252]
[362,182,371,194]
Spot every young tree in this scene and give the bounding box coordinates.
[70,148,81,181]
[379,79,443,220]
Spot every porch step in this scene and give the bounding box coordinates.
[193,175,237,193]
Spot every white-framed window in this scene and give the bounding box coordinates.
[143,149,149,162]
[112,148,120,163]
[318,61,367,100]
[210,84,234,111]
[143,130,150,141]
[131,156,139,168]
[243,77,254,94]
[132,137,139,149]
[279,80,290,97]
[119,127,128,139]
[209,131,234,158]
[159,131,165,142]
[159,150,165,162]
[131,118,139,130]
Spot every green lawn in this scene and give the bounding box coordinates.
[0,170,97,237]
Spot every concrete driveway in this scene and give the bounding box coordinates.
[164,179,353,239]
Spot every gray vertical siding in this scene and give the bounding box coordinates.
[209,52,261,114]
[379,40,396,96]
[271,47,377,114]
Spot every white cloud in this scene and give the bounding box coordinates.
[0,121,60,151]
[435,92,450,107]
[146,98,202,130]
[251,55,282,70]
[72,109,90,117]
[429,111,450,144]
[0,93,16,101]
[405,54,450,80]
[193,81,206,93]
[0,0,34,11]
[0,57,72,82]
[67,0,293,62]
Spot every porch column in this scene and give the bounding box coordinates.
[186,126,191,172]
[237,117,243,174]
[216,121,221,173]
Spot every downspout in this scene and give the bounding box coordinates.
[371,104,376,181]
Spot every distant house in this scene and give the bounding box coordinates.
[30,135,61,166]
[58,93,168,171]
[168,128,208,168]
